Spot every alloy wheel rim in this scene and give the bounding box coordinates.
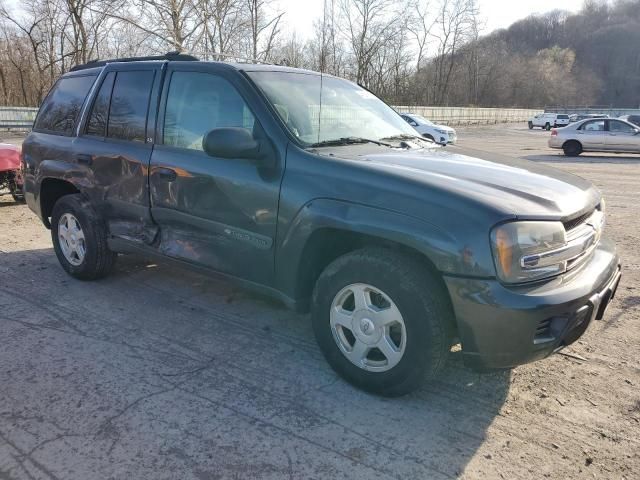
[58,213,86,266]
[330,283,406,372]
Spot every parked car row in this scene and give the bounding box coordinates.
[548,117,640,156]
[528,113,571,130]
[619,114,640,127]
[569,113,608,123]
[529,111,640,133]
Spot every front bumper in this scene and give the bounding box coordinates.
[444,238,621,370]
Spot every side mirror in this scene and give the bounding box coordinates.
[202,127,260,160]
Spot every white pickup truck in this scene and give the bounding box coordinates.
[528,113,570,130]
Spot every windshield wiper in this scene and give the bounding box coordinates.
[308,136,392,148]
[380,134,432,143]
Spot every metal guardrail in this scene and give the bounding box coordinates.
[394,106,542,126]
[0,107,37,130]
[544,106,640,117]
[6,105,597,131]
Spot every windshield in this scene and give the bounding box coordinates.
[411,115,434,126]
[247,71,418,146]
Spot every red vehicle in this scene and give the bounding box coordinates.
[0,143,24,202]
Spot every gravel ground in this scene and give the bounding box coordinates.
[0,125,638,479]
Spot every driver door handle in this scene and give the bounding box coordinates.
[155,167,177,182]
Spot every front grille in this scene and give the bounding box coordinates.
[563,209,595,232]
[561,204,605,275]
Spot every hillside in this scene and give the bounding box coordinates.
[415,0,640,107]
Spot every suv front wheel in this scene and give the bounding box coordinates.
[51,194,116,280]
[311,248,452,396]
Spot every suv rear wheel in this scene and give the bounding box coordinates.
[545,122,551,130]
[51,194,116,280]
[311,248,451,396]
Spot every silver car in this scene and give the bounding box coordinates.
[548,118,640,156]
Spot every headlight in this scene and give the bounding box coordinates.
[491,221,568,284]
[436,129,448,134]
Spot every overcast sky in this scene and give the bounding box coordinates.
[277,0,586,38]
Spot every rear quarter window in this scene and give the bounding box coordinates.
[34,75,97,135]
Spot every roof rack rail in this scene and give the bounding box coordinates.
[69,51,199,72]
[201,52,271,65]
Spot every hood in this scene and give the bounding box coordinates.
[336,146,600,219]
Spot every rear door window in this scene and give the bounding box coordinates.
[580,120,605,132]
[107,70,155,142]
[86,72,115,137]
[34,75,97,135]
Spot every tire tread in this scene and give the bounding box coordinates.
[312,247,452,396]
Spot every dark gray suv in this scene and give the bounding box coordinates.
[22,53,621,395]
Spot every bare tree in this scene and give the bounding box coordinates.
[429,0,479,104]
[245,0,284,61]
[0,0,637,108]
[406,0,434,71]
[92,0,202,52]
[198,0,245,59]
[338,0,402,85]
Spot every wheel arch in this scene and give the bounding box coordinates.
[562,138,582,149]
[39,178,81,228]
[276,199,458,314]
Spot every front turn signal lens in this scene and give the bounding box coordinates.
[494,226,514,277]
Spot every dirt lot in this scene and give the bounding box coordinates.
[0,125,638,479]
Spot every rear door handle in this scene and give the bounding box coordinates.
[155,167,177,182]
[76,154,92,165]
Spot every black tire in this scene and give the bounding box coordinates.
[51,194,116,280]
[545,123,551,131]
[562,140,582,157]
[311,248,452,396]
[528,121,533,129]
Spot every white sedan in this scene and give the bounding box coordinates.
[400,113,457,145]
[548,118,640,156]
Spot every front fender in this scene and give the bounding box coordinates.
[275,198,489,301]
